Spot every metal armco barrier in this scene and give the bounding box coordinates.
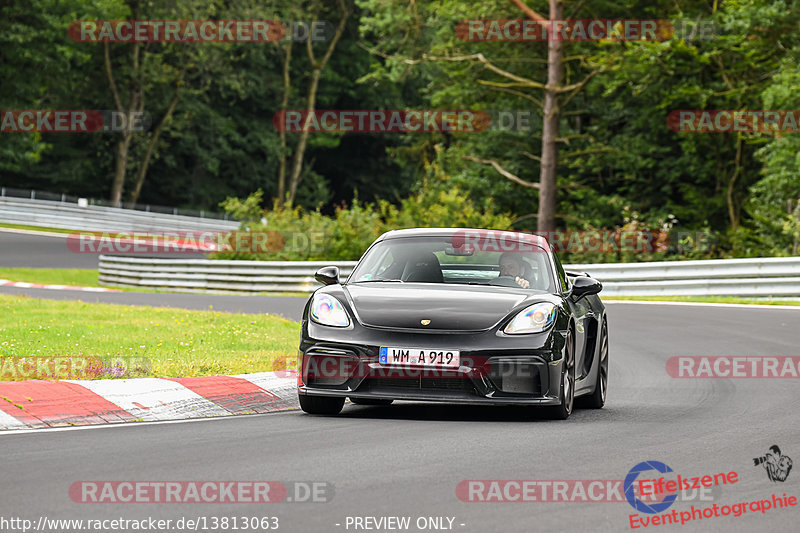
[0,196,238,233]
[99,256,358,293]
[569,256,800,297]
[98,255,800,297]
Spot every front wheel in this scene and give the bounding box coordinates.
[298,394,345,415]
[546,328,575,420]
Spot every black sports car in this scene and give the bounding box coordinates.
[297,228,608,419]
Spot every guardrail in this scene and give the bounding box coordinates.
[567,256,800,297]
[98,255,800,297]
[99,256,357,293]
[0,196,239,233]
[0,186,233,219]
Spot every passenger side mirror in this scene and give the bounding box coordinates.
[571,276,602,299]
[314,266,340,286]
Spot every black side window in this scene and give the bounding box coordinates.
[551,246,569,292]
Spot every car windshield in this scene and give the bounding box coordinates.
[347,235,556,292]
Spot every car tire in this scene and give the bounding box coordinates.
[582,318,608,409]
[298,394,345,415]
[349,398,394,406]
[547,327,575,420]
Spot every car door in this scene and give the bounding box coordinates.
[551,247,593,381]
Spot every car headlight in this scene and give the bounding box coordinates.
[504,302,556,334]
[310,293,350,327]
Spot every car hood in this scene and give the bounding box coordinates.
[343,283,551,331]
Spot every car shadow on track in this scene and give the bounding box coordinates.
[332,402,622,423]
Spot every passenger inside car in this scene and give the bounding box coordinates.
[498,252,532,289]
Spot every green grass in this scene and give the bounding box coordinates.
[0,267,309,296]
[0,267,157,292]
[0,266,184,293]
[0,267,99,287]
[606,295,800,306]
[0,295,300,380]
[0,222,76,234]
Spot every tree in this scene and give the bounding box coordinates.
[278,0,351,206]
[575,0,799,242]
[97,0,211,205]
[356,0,604,231]
[511,0,559,231]
[0,0,91,180]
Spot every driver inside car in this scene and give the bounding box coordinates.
[498,252,531,288]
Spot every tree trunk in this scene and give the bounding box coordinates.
[277,41,293,204]
[288,67,322,205]
[128,88,181,204]
[286,0,350,206]
[727,135,743,229]
[111,133,132,206]
[537,0,564,233]
[105,39,142,206]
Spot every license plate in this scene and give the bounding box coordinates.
[379,347,460,368]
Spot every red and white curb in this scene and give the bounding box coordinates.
[0,279,120,292]
[0,371,297,430]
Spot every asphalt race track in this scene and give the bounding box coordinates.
[0,230,102,269]
[2,302,798,533]
[0,229,307,319]
[0,229,208,269]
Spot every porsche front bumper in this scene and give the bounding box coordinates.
[297,322,568,405]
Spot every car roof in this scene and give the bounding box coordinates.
[377,227,550,249]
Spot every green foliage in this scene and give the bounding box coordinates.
[213,178,514,261]
[219,189,268,221]
[739,52,800,256]
[3,0,800,261]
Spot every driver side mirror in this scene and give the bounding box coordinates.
[571,276,602,299]
[314,266,340,286]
